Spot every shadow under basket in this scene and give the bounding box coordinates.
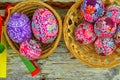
[63,0,120,68]
[4,0,62,59]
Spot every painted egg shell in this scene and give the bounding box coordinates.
[32,8,58,44]
[106,5,120,24]
[20,39,42,60]
[94,38,116,56]
[7,13,32,43]
[94,17,117,38]
[81,0,105,23]
[74,22,96,45]
[114,24,120,46]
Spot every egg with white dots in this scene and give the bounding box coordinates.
[7,13,32,43]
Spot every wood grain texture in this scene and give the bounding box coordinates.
[5,38,120,80]
[0,2,75,9]
[0,0,120,80]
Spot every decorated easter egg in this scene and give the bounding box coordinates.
[114,24,120,46]
[106,5,120,24]
[7,13,31,43]
[94,38,116,56]
[20,39,42,60]
[81,0,105,23]
[74,22,96,44]
[32,8,58,44]
[94,17,117,38]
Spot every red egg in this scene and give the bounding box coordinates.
[74,22,96,44]
[20,39,42,60]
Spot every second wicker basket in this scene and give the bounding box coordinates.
[63,0,120,68]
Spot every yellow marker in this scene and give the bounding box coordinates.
[0,28,7,78]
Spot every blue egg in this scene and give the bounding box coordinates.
[81,0,105,23]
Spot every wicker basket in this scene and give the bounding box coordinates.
[4,0,62,59]
[64,0,120,68]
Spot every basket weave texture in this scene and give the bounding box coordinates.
[4,0,62,59]
[64,0,120,68]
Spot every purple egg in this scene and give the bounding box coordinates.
[7,13,32,43]
[94,17,117,38]
[81,0,105,23]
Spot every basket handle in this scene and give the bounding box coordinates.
[7,7,12,15]
[77,0,80,1]
[3,5,13,21]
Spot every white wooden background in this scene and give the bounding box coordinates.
[0,0,120,80]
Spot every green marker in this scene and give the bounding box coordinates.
[19,56,40,76]
[0,43,5,53]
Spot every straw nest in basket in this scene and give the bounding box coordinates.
[4,0,62,59]
[64,0,120,68]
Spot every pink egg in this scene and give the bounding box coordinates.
[114,24,120,46]
[32,8,58,44]
[94,38,116,56]
[94,17,117,38]
[74,22,96,44]
[20,39,42,60]
[106,5,120,24]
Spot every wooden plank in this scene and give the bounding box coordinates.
[6,39,120,80]
[0,2,75,10]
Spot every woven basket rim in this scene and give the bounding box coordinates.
[4,0,62,59]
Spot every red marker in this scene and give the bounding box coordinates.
[0,14,5,53]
